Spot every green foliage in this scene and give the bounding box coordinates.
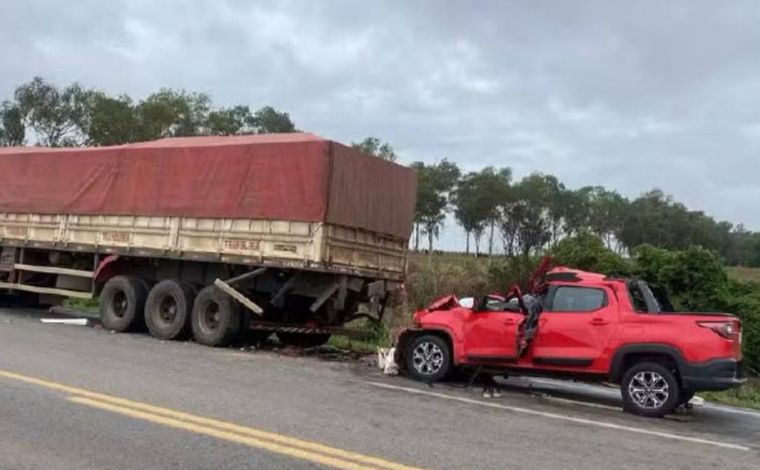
[135,89,211,139]
[351,137,398,161]
[249,106,296,133]
[87,94,137,145]
[206,105,254,135]
[550,232,630,275]
[405,253,498,310]
[454,167,510,255]
[410,159,461,251]
[1,77,298,148]
[14,77,92,146]
[701,378,760,410]
[0,102,25,145]
[631,245,728,311]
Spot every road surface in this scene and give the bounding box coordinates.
[0,307,758,470]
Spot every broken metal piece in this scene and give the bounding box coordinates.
[214,278,264,315]
[225,267,267,286]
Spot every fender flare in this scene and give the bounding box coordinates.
[608,343,686,383]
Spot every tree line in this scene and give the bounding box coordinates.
[2,78,758,267]
[412,161,760,267]
[0,77,396,157]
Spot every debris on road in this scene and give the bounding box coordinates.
[377,347,398,375]
[40,318,89,326]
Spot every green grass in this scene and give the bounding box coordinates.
[62,297,99,311]
[327,317,392,354]
[726,266,760,283]
[701,378,760,410]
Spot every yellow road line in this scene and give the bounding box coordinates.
[68,397,377,470]
[0,369,424,470]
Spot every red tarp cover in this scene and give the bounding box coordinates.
[0,133,416,239]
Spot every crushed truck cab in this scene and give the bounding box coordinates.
[398,263,746,417]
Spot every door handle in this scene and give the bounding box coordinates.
[503,318,516,325]
[590,318,608,326]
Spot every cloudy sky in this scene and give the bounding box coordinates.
[2,1,760,249]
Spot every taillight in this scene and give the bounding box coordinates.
[697,321,735,339]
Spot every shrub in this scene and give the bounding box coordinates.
[550,232,630,275]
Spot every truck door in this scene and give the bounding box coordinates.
[530,285,614,368]
[462,304,522,363]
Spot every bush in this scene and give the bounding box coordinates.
[405,253,499,311]
[550,232,630,275]
[631,244,728,311]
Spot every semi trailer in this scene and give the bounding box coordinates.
[0,133,416,347]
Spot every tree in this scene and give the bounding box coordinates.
[14,77,93,146]
[454,167,510,255]
[550,232,629,274]
[351,137,398,161]
[453,173,486,254]
[135,89,211,140]
[250,106,296,133]
[206,105,253,135]
[86,94,137,146]
[411,160,460,252]
[0,102,25,146]
[585,187,628,252]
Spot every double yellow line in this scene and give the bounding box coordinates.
[0,369,424,470]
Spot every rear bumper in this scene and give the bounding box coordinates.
[680,359,747,391]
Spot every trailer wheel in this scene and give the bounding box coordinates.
[145,280,196,340]
[99,276,148,332]
[191,285,241,347]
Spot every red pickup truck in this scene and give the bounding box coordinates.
[397,262,746,417]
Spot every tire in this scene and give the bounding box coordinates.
[277,332,331,348]
[99,275,148,332]
[145,280,196,340]
[621,362,681,417]
[191,285,241,347]
[404,334,452,383]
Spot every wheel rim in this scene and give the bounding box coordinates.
[628,371,670,409]
[158,295,178,325]
[199,300,221,333]
[111,291,128,318]
[411,341,444,376]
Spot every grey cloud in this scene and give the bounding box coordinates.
[2,0,760,250]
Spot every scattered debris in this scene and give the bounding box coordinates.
[40,318,89,326]
[377,347,398,375]
[690,396,706,407]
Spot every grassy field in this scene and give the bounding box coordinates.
[726,266,760,283]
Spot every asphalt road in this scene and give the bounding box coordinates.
[0,307,758,470]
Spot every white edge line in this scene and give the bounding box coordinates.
[540,395,621,412]
[363,381,751,452]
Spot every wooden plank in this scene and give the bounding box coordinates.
[0,281,92,299]
[14,263,94,278]
[213,279,264,315]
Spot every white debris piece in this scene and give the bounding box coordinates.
[40,318,89,326]
[377,347,399,375]
[377,348,388,369]
[689,396,705,407]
